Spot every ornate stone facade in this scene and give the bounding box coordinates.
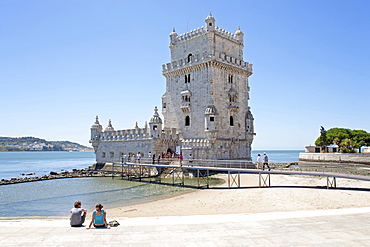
[90,13,255,164]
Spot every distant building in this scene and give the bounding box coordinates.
[305,145,339,153]
[90,13,255,164]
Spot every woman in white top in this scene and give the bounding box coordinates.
[256,154,262,169]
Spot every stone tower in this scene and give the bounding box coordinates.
[161,12,255,160]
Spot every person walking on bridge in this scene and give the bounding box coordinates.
[256,154,262,169]
[188,154,193,167]
[263,152,271,171]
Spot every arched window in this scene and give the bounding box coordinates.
[230,116,234,126]
[184,74,190,83]
[185,116,190,126]
[187,53,192,63]
[153,125,157,130]
[228,75,234,83]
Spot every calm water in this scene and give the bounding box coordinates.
[0,150,303,217]
[251,150,303,163]
[0,151,96,180]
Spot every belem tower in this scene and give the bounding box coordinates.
[90,13,255,164]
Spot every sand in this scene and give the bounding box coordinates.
[107,174,370,218]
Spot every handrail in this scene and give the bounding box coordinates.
[113,158,370,178]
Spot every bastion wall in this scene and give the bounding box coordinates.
[299,153,370,165]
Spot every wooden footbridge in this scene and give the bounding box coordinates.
[109,159,370,189]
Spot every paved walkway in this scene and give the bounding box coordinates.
[1,207,370,246]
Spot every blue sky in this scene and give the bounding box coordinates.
[1,0,369,150]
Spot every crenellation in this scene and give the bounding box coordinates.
[163,51,252,75]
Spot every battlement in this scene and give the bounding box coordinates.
[172,26,241,46]
[175,26,207,44]
[214,26,240,43]
[98,128,150,142]
[93,127,179,142]
[162,51,253,74]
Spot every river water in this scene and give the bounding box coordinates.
[0,150,303,217]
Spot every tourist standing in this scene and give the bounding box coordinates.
[179,153,183,166]
[137,152,141,164]
[263,152,270,171]
[157,153,161,164]
[152,153,156,164]
[256,154,262,169]
[70,201,87,227]
[188,154,193,167]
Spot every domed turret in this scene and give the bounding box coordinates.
[204,101,219,115]
[235,26,244,43]
[105,119,115,132]
[205,11,215,32]
[170,27,178,45]
[90,116,103,151]
[149,106,162,124]
[149,106,163,138]
[91,116,102,130]
[204,100,219,138]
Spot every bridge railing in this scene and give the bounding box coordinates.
[115,158,370,177]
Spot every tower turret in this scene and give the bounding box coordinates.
[205,11,215,32]
[235,26,244,44]
[90,116,103,152]
[204,100,219,142]
[105,119,115,132]
[170,27,178,45]
[149,106,163,138]
[245,107,254,134]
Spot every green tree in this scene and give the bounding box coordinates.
[314,127,370,153]
[351,129,370,152]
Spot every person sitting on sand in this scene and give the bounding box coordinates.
[70,201,87,227]
[87,203,110,229]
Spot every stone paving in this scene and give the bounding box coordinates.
[1,207,370,246]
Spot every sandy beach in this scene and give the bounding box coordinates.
[108,174,370,218]
[3,173,370,246]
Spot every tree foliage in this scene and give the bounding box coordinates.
[315,127,370,153]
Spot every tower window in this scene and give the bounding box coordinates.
[187,54,192,63]
[228,75,234,83]
[153,125,157,130]
[209,23,212,26]
[182,95,190,102]
[185,116,190,126]
[184,74,190,83]
[210,116,214,122]
[230,116,234,126]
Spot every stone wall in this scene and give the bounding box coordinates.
[299,153,370,165]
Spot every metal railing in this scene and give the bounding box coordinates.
[113,158,370,178]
